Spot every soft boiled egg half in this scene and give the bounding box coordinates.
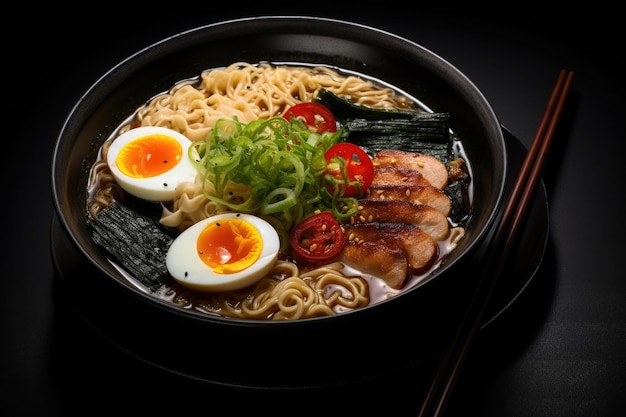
[166,213,281,292]
[106,126,198,202]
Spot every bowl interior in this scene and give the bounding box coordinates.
[51,16,507,387]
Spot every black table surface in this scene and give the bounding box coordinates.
[4,7,623,417]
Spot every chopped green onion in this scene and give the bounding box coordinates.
[193,115,351,233]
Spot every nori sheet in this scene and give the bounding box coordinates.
[86,201,175,290]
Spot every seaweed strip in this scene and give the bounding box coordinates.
[348,136,452,161]
[86,201,175,290]
[315,89,451,157]
[342,115,450,142]
[445,182,471,225]
[315,88,421,120]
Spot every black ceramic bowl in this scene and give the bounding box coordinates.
[51,16,507,389]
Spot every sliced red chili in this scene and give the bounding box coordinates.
[289,212,346,263]
[324,142,374,197]
[283,102,337,133]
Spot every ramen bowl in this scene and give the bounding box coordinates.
[51,16,507,389]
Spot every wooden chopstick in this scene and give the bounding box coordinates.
[417,69,575,417]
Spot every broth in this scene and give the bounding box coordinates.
[85,62,472,320]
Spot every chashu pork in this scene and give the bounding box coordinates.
[371,166,432,188]
[366,184,452,216]
[338,240,409,290]
[343,222,439,274]
[349,199,450,241]
[372,149,449,190]
[335,149,455,290]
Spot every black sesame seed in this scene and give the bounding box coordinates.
[184,272,188,277]
[216,222,221,227]
[163,183,168,187]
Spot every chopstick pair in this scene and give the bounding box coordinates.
[417,69,575,417]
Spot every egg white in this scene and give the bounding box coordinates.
[106,126,198,202]
[166,213,280,292]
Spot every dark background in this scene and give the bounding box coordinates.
[4,6,623,416]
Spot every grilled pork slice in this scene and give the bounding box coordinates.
[372,149,449,190]
[343,222,439,274]
[350,199,449,241]
[371,166,432,188]
[338,240,409,289]
[366,184,452,216]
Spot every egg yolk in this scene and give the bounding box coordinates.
[115,134,183,178]
[197,219,263,274]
